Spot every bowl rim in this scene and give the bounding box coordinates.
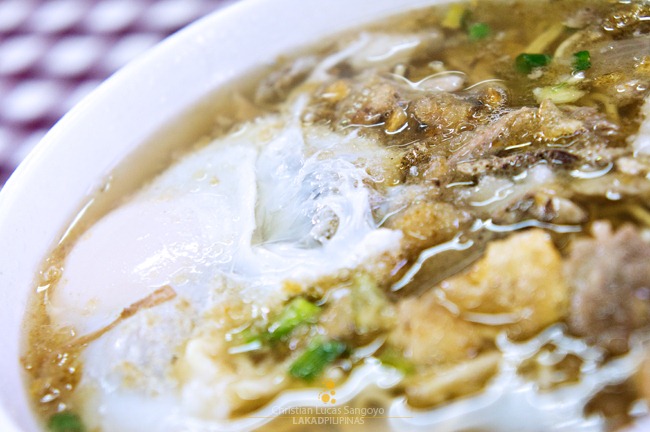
[0,0,448,430]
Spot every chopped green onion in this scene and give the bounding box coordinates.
[572,50,591,71]
[442,4,467,30]
[48,412,85,432]
[267,297,320,341]
[289,340,347,381]
[515,53,552,74]
[378,349,416,375]
[468,23,491,41]
[227,338,264,355]
[533,84,586,104]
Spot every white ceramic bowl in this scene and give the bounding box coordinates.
[0,0,449,430]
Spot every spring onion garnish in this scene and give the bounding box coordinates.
[267,297,321,341]
[289,340,347,381]
[48,411,86,432]
[572,50,591,71]
[378,349,416,375]
[442,4,467,30]
[533,84,586,104]
[468,23,491,41]
[229,297,320,353]
[515,53,552,74]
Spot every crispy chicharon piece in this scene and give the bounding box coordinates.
[440,229,569,339]
[390,229,569,369]
[389,229,569,407]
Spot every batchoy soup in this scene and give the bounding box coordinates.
[22,0,650,431]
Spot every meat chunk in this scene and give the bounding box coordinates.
[448,107,538,164]
[448,101,617,167]
[350,80,402,125]
[440,229,569,339]
[410,92,476,135]
[566,222,650,354]
[456,149,579,176]
[318,73,478,135]
[537,99,586,140]
[455,163,589,226]
[384,201,471,258]
[324,75,404,126]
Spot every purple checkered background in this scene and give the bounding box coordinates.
[0,0,232,187]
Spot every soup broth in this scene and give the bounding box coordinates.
[23,1,650,431]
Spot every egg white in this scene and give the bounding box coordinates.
[46,111,402,430]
